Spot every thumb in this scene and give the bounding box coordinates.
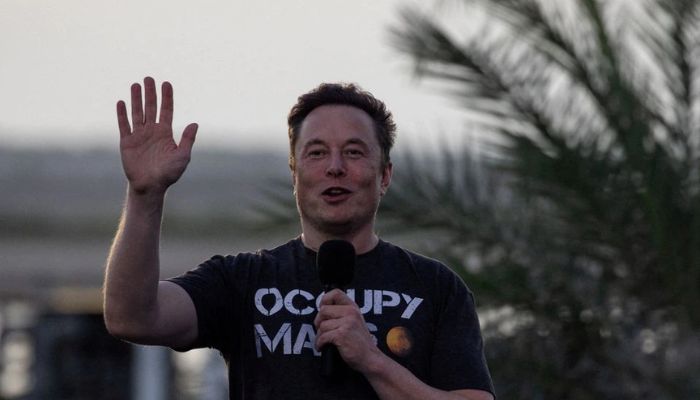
[178,123,198,156]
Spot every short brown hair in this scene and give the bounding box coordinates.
[287,82,396,170]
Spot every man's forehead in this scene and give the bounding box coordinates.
[297,104,377,145]
[301,136,370,148]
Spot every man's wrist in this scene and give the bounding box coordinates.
[127,184,167,202]
[358,347,393,379]
[124,185,168,220]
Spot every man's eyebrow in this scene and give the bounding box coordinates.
[346,138,368,145]
[345,138,371,149]
[301,138,327,149]
[300,137,371,151]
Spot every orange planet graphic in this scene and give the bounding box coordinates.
[386,326,413,357]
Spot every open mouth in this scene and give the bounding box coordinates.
[322,187,352,198]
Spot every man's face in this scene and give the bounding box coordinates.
[292,104,392,237]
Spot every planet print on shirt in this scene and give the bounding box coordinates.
[386,326,413,357]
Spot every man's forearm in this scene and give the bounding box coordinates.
[103,187,166,340]
[363,352,493,400]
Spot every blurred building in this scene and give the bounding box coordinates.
[0,148,289,399]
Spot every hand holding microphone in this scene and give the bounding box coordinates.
[315,240,355,379]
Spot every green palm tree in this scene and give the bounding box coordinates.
[383,0,700,398]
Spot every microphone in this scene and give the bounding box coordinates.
[317,239,355,379]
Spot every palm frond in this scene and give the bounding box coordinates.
[386,1,700,397]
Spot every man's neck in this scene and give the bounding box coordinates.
[301,230,379,255]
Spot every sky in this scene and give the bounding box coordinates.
[0,0,472,152]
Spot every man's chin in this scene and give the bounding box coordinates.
[306,215,359,236]
[317,220,356,236]
[301,210,375,236]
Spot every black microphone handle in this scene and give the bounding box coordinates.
[320,284,345,379]
[321,342,342,378]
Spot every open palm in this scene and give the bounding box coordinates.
[116,77,198,195]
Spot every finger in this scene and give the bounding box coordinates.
[320,289,355,306]
[319,289,341,306]
[315,323,354,352]
[130,83,143,126]
[316,317,343,334]
[315,332,330,351]
[116,101,131,138]
[159,81,173,125]
[315,329,339,351]
[318,304,357,320]
[178,123,198,156]
[143,76,158,123]
[314,305,358,329]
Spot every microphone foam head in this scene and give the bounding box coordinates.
[317,240,355,287]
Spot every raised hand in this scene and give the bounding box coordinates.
[116,77,198,195]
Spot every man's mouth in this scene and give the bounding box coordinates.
[322,187,352,198]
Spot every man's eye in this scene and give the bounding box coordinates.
[308,150,325,157]
[346,149,363,157]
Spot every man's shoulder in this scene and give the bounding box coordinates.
[200,238,302,269]
[379,240,468,288]
[258,237,303,259]
[230,237,301,258]
[380,240,450,271]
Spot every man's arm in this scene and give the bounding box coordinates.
[314,290,494,400]
[103,77,199,349]
[360,355,493,400]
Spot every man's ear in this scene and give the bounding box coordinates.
[289,155,296,179]
[380,162,393,196]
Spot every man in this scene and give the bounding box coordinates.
[103,77,495,400]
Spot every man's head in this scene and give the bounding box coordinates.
[287,83,396,171]
[288,83,396,243]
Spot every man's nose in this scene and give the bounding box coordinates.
[325,151,346,177]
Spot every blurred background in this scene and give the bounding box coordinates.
[2,0,700,399]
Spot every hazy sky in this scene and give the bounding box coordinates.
[1,0,470,152]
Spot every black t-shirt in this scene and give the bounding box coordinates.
[168,238,494,399]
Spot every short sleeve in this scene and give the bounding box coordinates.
[430,270,495,396]
[166,255,239,354]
